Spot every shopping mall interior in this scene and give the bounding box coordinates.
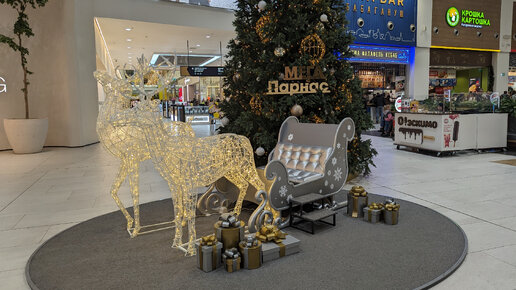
[1,0,516,289]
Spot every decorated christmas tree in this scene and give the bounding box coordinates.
[219,0,377,175]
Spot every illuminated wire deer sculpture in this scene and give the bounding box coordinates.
[95,56,194,237]
[118,107,266,255]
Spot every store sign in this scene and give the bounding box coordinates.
[348,45,409,64]
[180,66,224,77]
[0,77,6,93]
[446,6,491,29]
[267,66,330,95]
[337,0,417,46]
[398,116,438,128]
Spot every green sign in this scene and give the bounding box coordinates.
[446,7,491,29]
[446,7,459,27]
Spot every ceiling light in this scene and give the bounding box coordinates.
[126,38,132,42]
[189,50,193,53]
[125,27,132,31]
[127,46,131,49]
[206,35,211,38]
[196,44,201,47]
[128,56,132,58]
[128,52,133,55]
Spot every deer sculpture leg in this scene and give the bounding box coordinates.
[128,161,141,237]
[167,181,183,248]
[225,172,250,217]
[110,160,134,233]
[172,182,186,248]
[185,186,198,256]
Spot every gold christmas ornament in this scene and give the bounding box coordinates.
[341,84,353,103]
[250,95,262,113]
[300,33,326,64]
[290,104,303,117]
[256,15,271,43]
[274,46,285,57]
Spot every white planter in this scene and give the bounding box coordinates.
[3,118,48,154]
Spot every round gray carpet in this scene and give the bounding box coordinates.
[26,194,467,290]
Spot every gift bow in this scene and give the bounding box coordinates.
[385,203,400,211]
[368,202,384,210]
[350,185,367,197]
[200,234,217,246]
[241,235,259,248]
[256,224,286,243]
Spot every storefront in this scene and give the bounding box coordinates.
[429,0,501,97]
[343,0,417,101]
[429,49,492,96]
[348,44,409,101]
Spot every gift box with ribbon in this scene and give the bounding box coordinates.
[363,202,384,223]
[258,225,300,263]
[383,203,400,225]
[238,235,262,270]
[347,185,369,218]
[214,214,245,250]
[195,234,222,272]
[222,248,241,273]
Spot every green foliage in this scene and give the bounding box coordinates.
[219,0,376,175]
[501,96,516,118]
[0,0,48,119]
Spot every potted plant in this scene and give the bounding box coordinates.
[1,0,49,153]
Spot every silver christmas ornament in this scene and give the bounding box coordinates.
[221,117,230,126]
[258,0,267,11]
[255,147,265,156]
[320,14,328,22]
[279,73,285,80]
[291,104,303,117]
[274,47,285,57]
[234,39,240,45]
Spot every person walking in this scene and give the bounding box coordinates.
[374,93,386,127]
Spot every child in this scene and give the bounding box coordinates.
[382,105,394,137]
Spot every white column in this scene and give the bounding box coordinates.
[492,0,513,94]
[408,47,430,100]
[407,0,432,101]
[493,52,510,94]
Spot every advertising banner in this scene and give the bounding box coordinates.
[348,44,410,64]
[432,0,501,51]
[338,0,417,47]
[394,113,477,151]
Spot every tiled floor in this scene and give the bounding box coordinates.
[1,124,515,289]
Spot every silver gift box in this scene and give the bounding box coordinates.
[363,207,382,223]
[383,209,399,225]
[261,235,300,263]
[195,241,222,272]
[347,194,368,218]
